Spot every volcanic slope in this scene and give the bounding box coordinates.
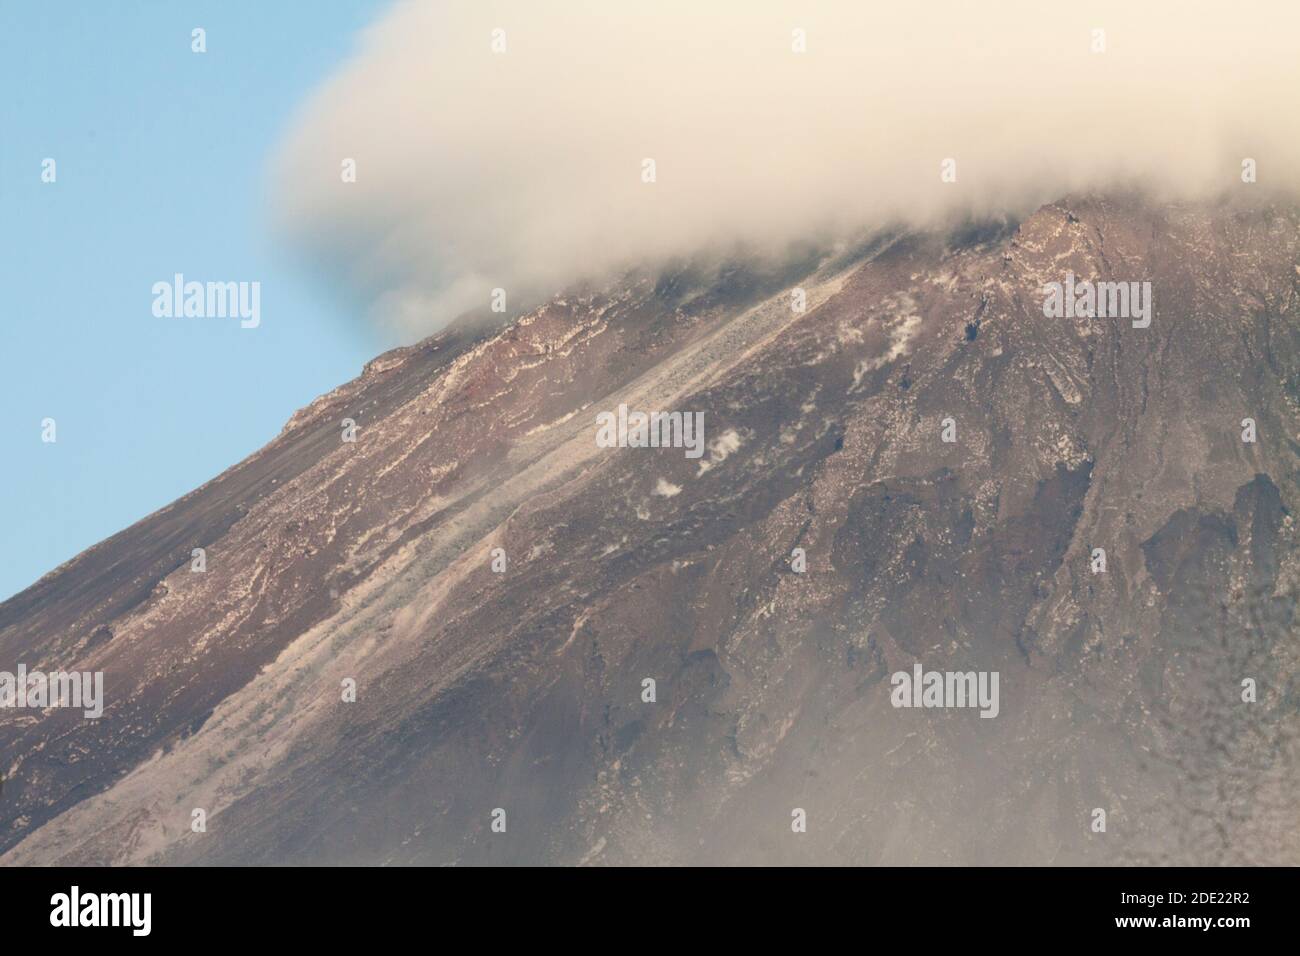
[1,195,1297,865]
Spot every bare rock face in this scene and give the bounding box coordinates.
[2,195,1297,866]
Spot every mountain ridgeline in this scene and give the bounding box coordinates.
[1,195,1297,865]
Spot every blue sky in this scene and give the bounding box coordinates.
[0,1,393,601]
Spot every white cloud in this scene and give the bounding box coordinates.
[272,0,1300,339]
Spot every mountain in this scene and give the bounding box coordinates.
[2,194,1297,865]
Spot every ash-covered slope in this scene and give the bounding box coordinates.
[2,195,1297,866]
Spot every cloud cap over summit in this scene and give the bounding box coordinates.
[272,0,1300,337]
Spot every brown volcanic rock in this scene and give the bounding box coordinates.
[1,196,1297,865]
